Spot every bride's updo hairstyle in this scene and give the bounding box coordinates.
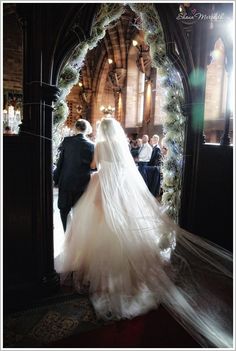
[99,117,118,138]
[95,117,134,166]
[96,117,127,144]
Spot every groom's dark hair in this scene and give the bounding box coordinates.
[75,119,87,132]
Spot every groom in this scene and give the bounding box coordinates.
[53,119,95,231]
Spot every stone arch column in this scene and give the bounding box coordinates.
[18,7,62,291]
[4,3,99,304]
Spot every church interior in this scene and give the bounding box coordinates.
[2,2,234,348]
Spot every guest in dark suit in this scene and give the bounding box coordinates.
[146,134,163,197]
[130,138,142,164]
[53,119,94,231]
[149,135,162,167]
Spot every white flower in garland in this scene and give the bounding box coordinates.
[53,100,69,125]
[70,43,89,67]
[162,189,174,204]
[163,171,176,187]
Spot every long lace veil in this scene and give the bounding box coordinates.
[95,117,233,348]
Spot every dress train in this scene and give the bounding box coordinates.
[55,118,233,348]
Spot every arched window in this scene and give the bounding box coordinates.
[137,70,145,125]
[204,38,232,143]
[125,45,145,128]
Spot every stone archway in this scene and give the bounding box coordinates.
[53,3,187,222]
[4,3,196,304]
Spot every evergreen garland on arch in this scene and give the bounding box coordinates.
[155,67,185,221]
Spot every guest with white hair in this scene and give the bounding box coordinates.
[138,134,152,180]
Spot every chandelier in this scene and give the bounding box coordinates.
[3,105,22,134]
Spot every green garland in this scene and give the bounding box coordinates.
[161,74,185,220]
[53,3,186,221]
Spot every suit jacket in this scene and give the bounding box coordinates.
[53,134,94,208]
[148,145,162,167]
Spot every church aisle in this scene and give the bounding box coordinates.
[47,306,200,348]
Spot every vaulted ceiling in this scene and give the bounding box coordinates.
[79,7,150,95]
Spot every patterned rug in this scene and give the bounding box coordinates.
[4,292,110,348]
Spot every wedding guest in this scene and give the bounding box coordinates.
[146,134,163,197]
[149,135,162,167]
[130,138,141,162]
[138,135,152,166]
[138,134,152,181]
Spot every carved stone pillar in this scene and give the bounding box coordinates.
[15,4,61,298]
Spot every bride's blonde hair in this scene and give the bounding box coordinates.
[98,117,117,136]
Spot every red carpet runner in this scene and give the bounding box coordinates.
[48,306,200,348]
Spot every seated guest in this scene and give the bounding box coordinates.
[135,138,142,164]
[138,134,152,181]
[130,138,141,164]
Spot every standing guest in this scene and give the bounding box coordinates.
[149,135,162,167]
[146,134,163,197]
[138,135,152,180]
[53,119,94,231]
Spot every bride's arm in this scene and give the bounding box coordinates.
[90,156,96,170]
[90,143,99,170]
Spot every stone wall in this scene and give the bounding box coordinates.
[3,7,23,93]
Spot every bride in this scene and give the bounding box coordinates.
[55,117,233,348]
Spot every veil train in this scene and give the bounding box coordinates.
[55,117,233,348]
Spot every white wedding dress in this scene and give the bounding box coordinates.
[55,118,233,348]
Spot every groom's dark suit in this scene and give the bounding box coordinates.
[53,133,94,231]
